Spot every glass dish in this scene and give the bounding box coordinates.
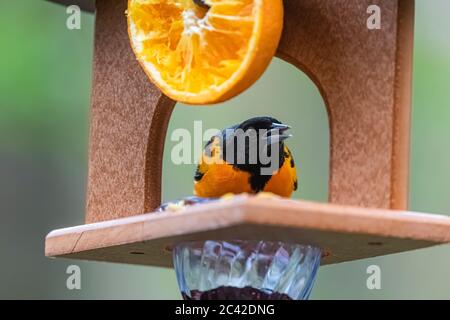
[173,240,321,300]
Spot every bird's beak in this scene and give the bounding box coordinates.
[270,123,291,132]
[263,123,292,145]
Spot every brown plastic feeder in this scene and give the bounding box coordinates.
[45,0,450,269]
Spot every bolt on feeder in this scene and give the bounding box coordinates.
[45,0,450,300]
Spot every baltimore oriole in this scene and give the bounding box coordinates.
[194,117,298,198]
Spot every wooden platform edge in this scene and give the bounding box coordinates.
[45,197,450,267]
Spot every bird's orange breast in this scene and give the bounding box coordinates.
[194,161,253,197]
[194,145,297,198]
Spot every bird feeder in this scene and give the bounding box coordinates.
[46,0,450,299]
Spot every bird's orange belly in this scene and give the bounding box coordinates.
[194,163,253,198]
[194,161,295,198]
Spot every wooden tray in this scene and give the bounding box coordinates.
[46,196,450,268]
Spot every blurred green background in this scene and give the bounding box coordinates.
[0,0,449,299]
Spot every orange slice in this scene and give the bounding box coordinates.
[127,0,283,104]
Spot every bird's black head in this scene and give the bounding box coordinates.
[235,116,291,144]
[214,116,292,192]
[237,116,283,131]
